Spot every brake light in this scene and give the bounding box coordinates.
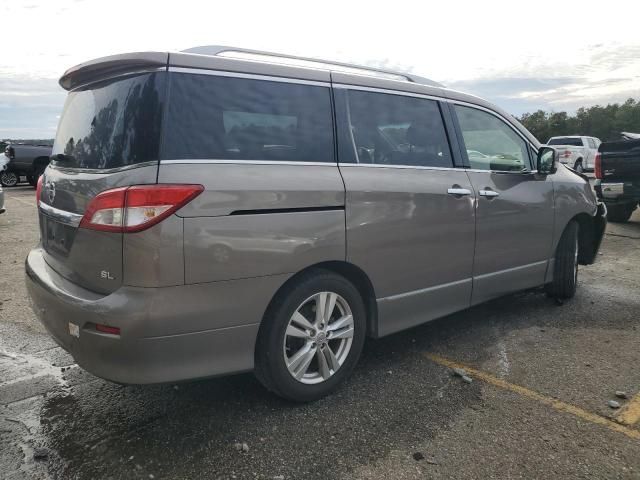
[79,184,203,233]
[595,152,603,179]
[36,175,44,206]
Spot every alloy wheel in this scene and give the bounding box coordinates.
[0,172,18,187]
[283,291,354,385]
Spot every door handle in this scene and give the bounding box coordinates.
[447,188,472,196]
[478,189,500,198]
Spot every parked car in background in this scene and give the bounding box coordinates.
[0,152,9,174]
[1,144,51,187]
[26,47,606,402]
[594,133,640,222]
[546,136,601,173]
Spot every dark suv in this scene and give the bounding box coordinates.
[2,144,51,187]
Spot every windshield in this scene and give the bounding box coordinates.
[52,73,165,169]
[548,137,583,146]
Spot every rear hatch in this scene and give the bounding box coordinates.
[39,71,166,294]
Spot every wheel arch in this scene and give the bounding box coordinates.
[259,261,379,340]
[571,212,600,265]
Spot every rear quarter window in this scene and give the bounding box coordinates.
[161,73,334,163]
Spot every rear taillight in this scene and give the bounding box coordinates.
[595,152,603,179]
[563,150,572,158]
[36,175,44,206]
[79,184,203,233]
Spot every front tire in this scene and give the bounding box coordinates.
[546,221,579,300]
[0,171,19,187]
[255,270,366,402]
[574,160,584,173]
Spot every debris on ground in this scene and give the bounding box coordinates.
[452,367,467,377]
[608,400,621,409]
[615,391,628,399]
[462,375,473,384]
[412,452,425,461]
[33,448,49,461]
[234,442,250,453]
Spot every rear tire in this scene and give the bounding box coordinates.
[607,203,635,223]
[545,221,579,300]
[255,270,366,402]
[574,160,584,173]
[0,171,19,187]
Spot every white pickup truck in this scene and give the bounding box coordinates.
[546,136,601,173]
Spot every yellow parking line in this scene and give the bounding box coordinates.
[423,352,640,441]
[616,393,640,426]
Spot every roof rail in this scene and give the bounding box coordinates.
[181,45,443,87]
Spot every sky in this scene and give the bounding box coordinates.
[1,0,639,139]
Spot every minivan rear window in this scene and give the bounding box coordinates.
[161,73,334,163]
[51,73,165,169]
[547,137,583,146]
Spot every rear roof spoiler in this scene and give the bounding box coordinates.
[59,52,168,90]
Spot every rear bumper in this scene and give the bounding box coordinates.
[25,247,289,384]
[594,180,640,205]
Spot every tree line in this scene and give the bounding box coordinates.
[518,98,640,143]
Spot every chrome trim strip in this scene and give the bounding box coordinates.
[333,83,444,102]
[168,67,330,87]
[49,160,159,175]
[338,163,462,172]
[464,168,539,174]
[160,159,334,166]
[474,260,548,280]
[39,202,83,227]
[378,278,472,303]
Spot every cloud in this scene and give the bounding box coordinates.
[446,43,640,116]
[1,1,639,137]
[0,75,65,139]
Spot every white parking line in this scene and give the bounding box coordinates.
[7,196,36,207]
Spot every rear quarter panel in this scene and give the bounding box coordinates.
[158,162,346,284]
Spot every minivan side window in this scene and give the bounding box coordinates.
[343,90,453,168]
[454,105,530,172]
[587,138,596,148]
[162,73,334,163]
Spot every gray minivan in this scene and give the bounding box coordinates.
[26,47,606,401]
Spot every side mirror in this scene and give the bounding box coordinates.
[537,147,558,174]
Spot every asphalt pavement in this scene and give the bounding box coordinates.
[1,185,639,479]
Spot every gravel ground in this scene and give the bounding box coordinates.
[1,185,639,480]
